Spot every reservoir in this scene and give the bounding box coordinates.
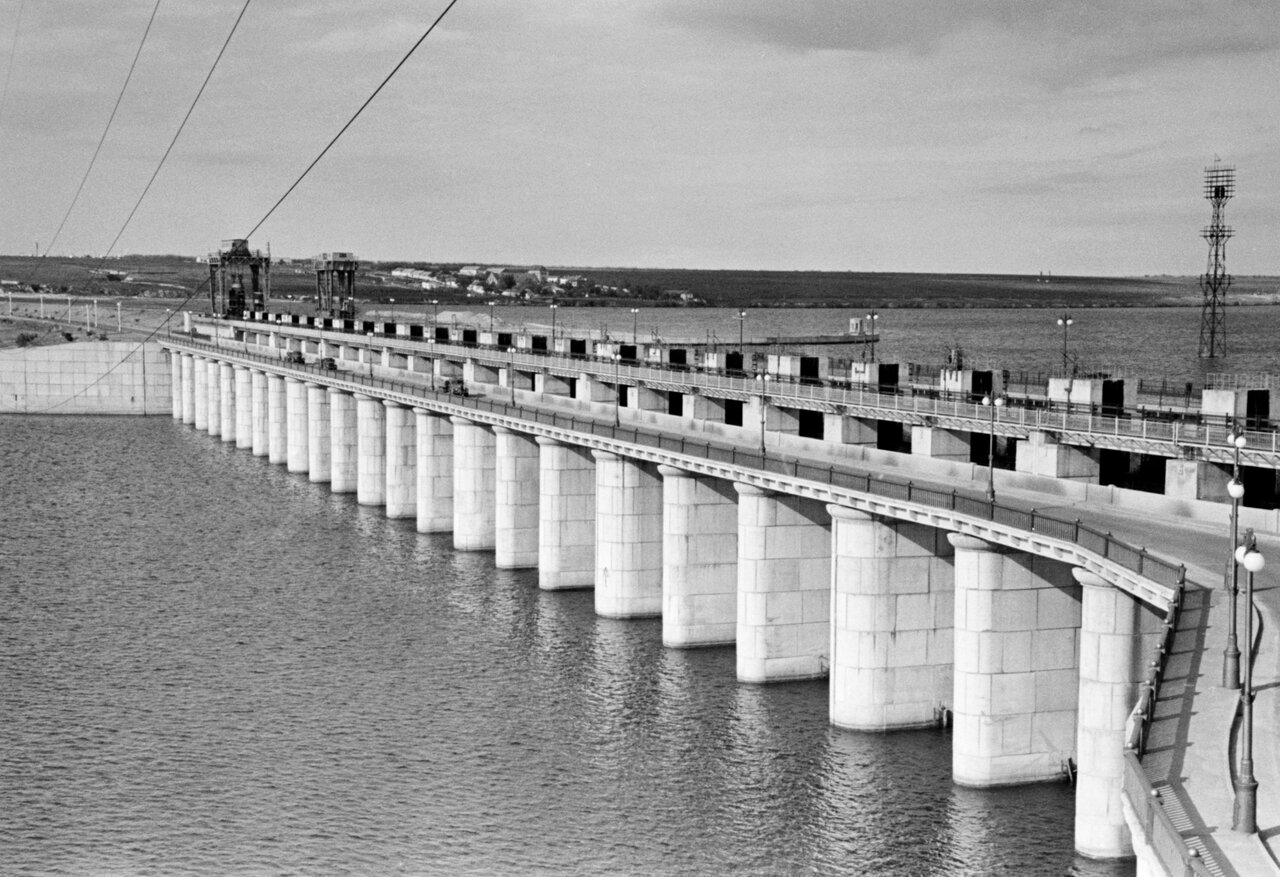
[3,414,1133,875]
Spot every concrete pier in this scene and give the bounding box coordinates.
[734,485,831,682]
[659,465,738,646]
[451,416,496,550]
[1074,568,1140,859]
[234,366,252,449]
[356,394,386,506]
[267,374,287,464]
[218,362,235,442]
[286,378,309,473]
[180,354,195,423]
[494,427,540,568]
[193,356,208,430]
[828,507,954,730]
[593,451,663,617]
[306,384,331,482]
[415,409,453,533]
[329,389,357,493]
[205,359,221,437]
[170,353,182,419]
[251,370,269,457]
[537,438,596,590]
[384,401,416,518]
[948,534,1081,787]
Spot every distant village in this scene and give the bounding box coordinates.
[365,264,703,305]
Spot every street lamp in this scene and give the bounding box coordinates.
[1056,312,1074,372]
[488,300,496,332]
[736,309,747,350]
[982,392,1006,501]
[756,372,772,454]
[1233,528,1264,833]
[612,353,622,427]
[866,310,880,362]
[1224,425,1247,689]
[431,299,440,328]
[549,301,559,346]
[630,307,640,344]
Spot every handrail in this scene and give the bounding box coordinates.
[165,334,1188,593]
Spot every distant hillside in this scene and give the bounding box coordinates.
[2,254,1276,310]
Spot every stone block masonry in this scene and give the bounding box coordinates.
[0,342,171,415]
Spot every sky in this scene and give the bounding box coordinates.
[0,0,1276,275]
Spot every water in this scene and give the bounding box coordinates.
[485,304,1280,384]
[3,302,1195,876]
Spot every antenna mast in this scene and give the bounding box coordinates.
[1198,161,1235,358]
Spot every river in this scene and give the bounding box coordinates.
[8,302,1241,875]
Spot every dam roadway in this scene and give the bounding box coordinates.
[159,318,1279,876]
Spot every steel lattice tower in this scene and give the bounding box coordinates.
[1198,162,1235,358]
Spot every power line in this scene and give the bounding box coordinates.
[0,0,25,134]
[100,0,253,261]
[245,0,461,239]
[44,0,164,258]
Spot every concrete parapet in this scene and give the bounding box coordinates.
[452,416,496,550]
[1164,458,1230,503]
[537,438,596,590]
[218,362,235,443]
[948,533,1081,787]
[285,378,309,474]
[735,483,831,682]
[415,409,453,533]
[233,366,252,449]
[250,370,269,456]
[384,401,416,519]
[306,384,330,482]
[660,465,738,647]
[267,373,287,464]
[594,450,663,617]
[494,427,540,568]
[328,389,357,493]
[356,394,386,506]
[828,506,954,730]
[1073,568,1139,860]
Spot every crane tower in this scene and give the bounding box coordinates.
[315,252,358,318]
[209,238,270,317]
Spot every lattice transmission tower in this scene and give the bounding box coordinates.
[1198,162,1235,358]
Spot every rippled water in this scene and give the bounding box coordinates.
[2,414,1135,876]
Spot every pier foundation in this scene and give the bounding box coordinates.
[593,451,663,617]
[494,427,540,568]
[286,378,309,473]
[452,417,496,550]
[205,359,221,437]
[415,409,453,533]
[660,465,738,646]
[307,384,330,482]
[267,374,287,465]
[219,362,235,442]
[384,401,416,518]
[251,370,268,456]
[537,438,596,590]
[828,507,954,730]
[329,389,357,493]
[356,394,386,506]
[234,366,252,449]
[735,484,831,682]
[193,356,208,431]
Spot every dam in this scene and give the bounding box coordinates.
[4,308,1277,874]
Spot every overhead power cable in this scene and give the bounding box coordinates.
[0,0,25,135]
[44,0,164,257]
[100,0,253,261]
[244,0,461,239]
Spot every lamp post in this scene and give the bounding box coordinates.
[431,299,440,328]
[549,301,559,346]
[613,353,622,427]
[1224,425,1247,689]
[1233,528,1264,833]
[736,309,746,350]
[630,307,640,344]
[756,372,771,454]
[1056,312,1074,372]
[982,393,1005,501]
[866,310,880,362]
[488,300,496,332]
